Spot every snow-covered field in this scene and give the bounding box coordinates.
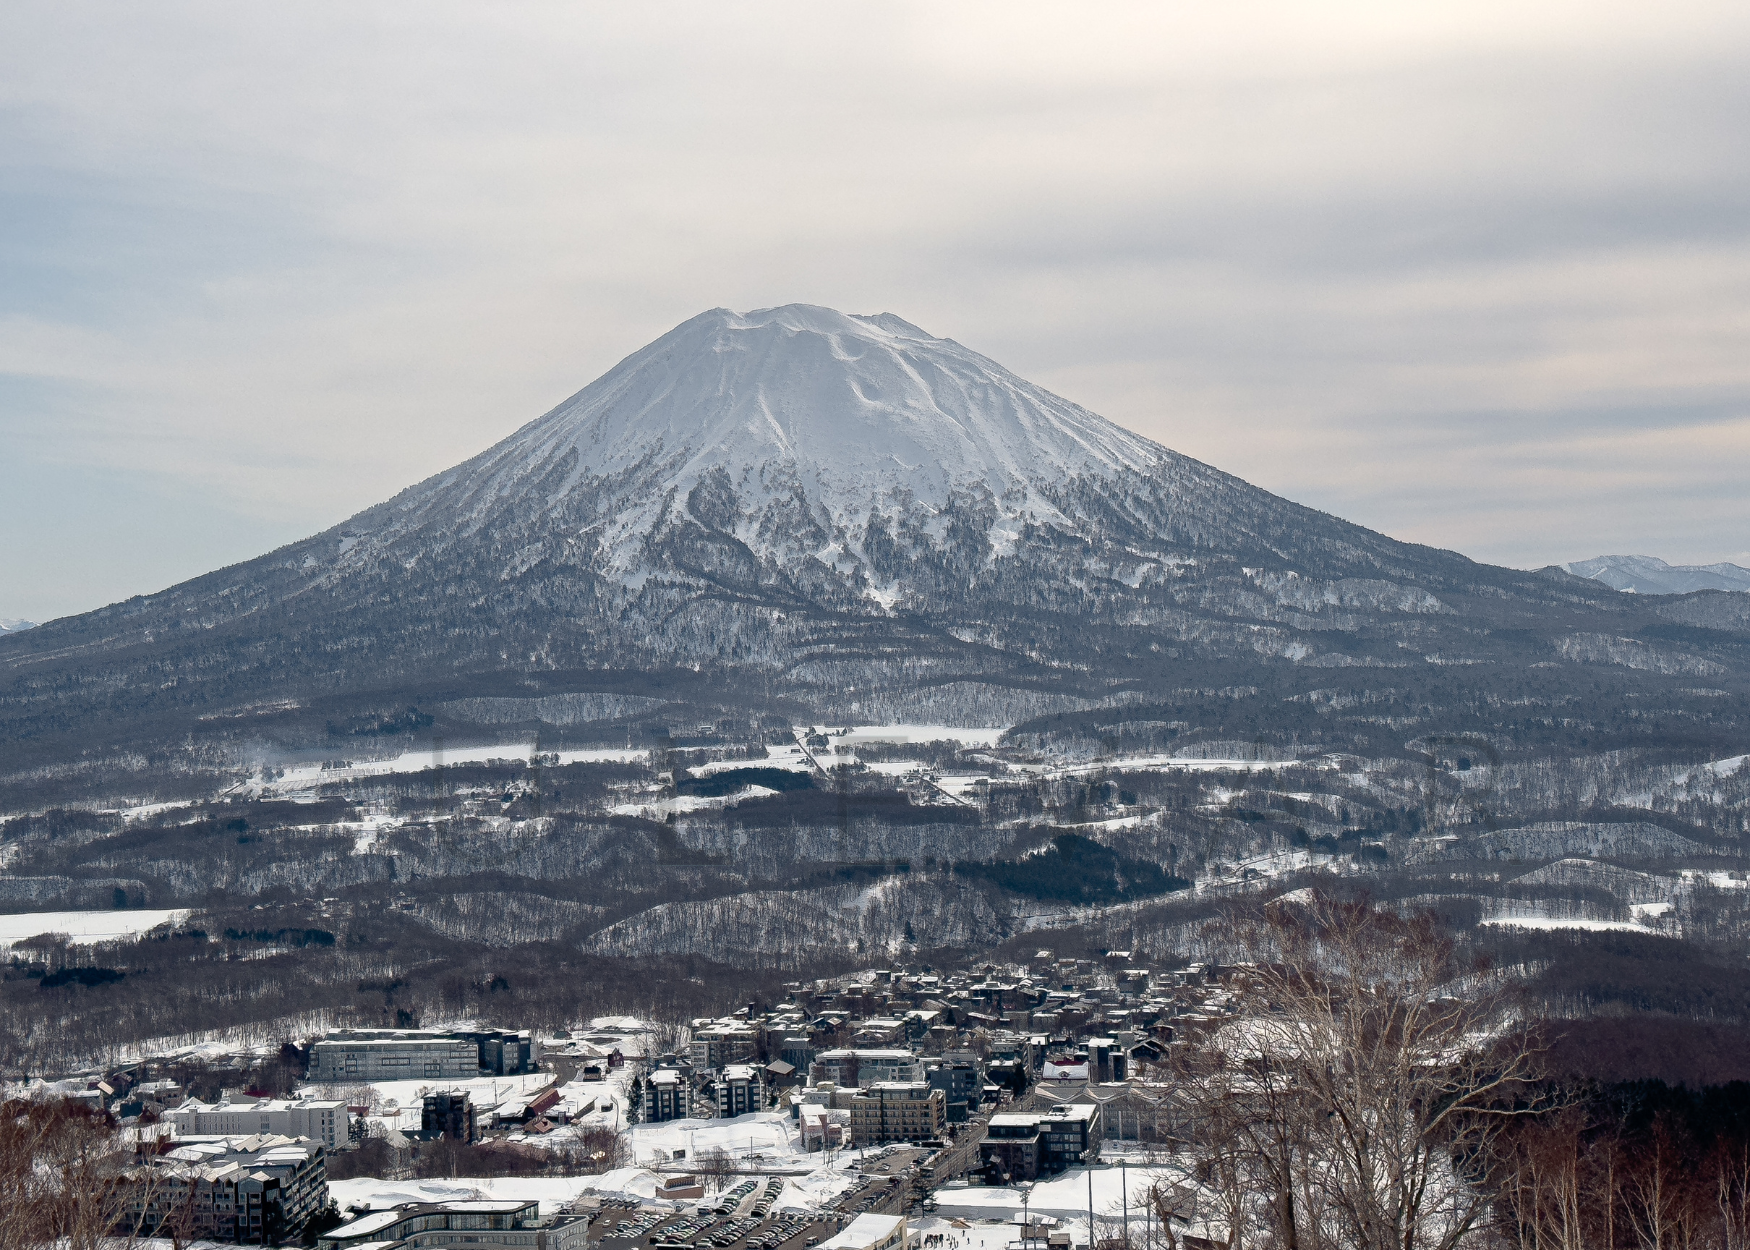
[1478,916,1659,934]
[829,725,1008,748]
[0,908,188,948]
[258,745,650,793]
[933,1162,1181,1221]
[626,1110,803,1169]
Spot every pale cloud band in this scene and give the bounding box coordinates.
[2,1,1748,620]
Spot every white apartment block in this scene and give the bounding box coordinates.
[810,1049,923,1088]
[309,1030,480,1082]
[165,1096,349,1151]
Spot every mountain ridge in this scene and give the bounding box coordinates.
[1568,554,1750,596]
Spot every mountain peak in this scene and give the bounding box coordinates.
[409,305,1171,569]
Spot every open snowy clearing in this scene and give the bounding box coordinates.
[933,1161,1185,1221]
[1054,755,1315,777]
[259,744,650,791]
[627,1110,806,1169]
[0,908,189,948]
[1478,916,1664,935]
[825,725,1008,748]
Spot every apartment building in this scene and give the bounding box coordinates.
[125,1134,328,1245]
[715,1064,765,1118]
[849,1082,945,1146]
[980,1103,1101,1180]
[810,1049,923,1089]
[640,1068,691,1123]
[165,1096,348,1151]
[309,1030,482,1082]
[688,1021,759,1070]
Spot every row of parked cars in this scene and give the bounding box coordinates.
[748,1178,787,1220]
[712,1180,762,1216]
[610,1211,671,1241]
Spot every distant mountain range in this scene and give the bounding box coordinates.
[0,619,35,635]
[1568,555,1750,595]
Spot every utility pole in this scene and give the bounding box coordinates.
[1121,1161,1128,1249]
[1087,1166,1095,1250]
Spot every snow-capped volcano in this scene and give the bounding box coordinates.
[508,304,1161,500]
[9,303,1623,748]
[377,304,1167,573]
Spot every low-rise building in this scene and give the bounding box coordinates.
[979,1103,1101,1180]
[309,1030,483,1082]
[810,1049,923,1089]
[318,1198,588,1250]
[849,1082,944,1145]
[164,1095,348,1151]
[816,1214,909,1250]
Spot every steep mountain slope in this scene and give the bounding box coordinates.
[1,306,1744,777]
[1569,555,1750,595]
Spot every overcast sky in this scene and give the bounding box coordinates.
[4,2,1748,623]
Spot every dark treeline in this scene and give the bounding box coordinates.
[1492,1080,1750,1248]
[0,902,798,1075]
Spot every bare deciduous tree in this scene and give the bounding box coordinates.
[0,1096,148,1250]
[1162,895,1546,1250]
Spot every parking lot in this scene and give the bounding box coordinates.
[593,1207,841,1250]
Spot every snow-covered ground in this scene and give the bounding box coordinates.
[828,726,1008,748]
[932,1162,1181,1222]
[1478,916,1659,934]
[0,907,189,948]
[255,745,650,794]
[330,1171,647,1216]
[302,1072,557,1135]
[627,1110,805,1169]
[693,750,816,776]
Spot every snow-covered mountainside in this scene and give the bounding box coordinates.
[0,619,34,635]
[451,305,1163,567]
[2,305,1743,764]
[312,303,1440,611]
[1569,555,1750,595]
